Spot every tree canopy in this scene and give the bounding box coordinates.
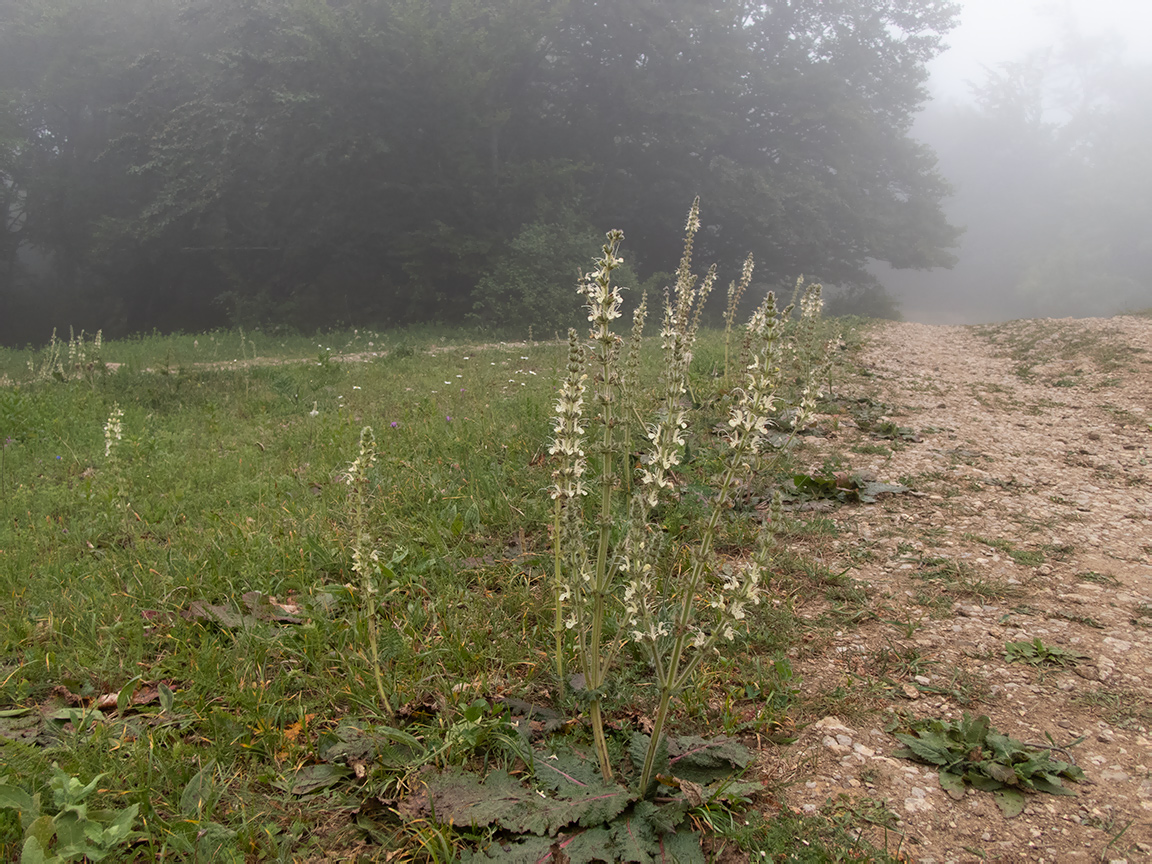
[0,0,961,341]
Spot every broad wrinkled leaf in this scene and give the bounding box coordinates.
[415,768,633,837]
[183,601,248,630]
[892,733,950,766]
[0,711,42,744]
[962,715,991,746]
[459,833,557,863]
[994,787,1026,818]
[103,803,139,844]
[240,591,303,624]
[276,763,353,796]
[938,771,966,800]
[667,735,753,784]
[609,801,662,863]
[1031,776,1076,796]
[965,772,1003,792]
[985,762,1018,785]
[629,733,669,789]
[535,748,606,791]
[26,813,54,853]
[461,828,616,864]
[657,828,706,864]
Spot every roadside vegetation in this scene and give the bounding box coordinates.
[0,222,912,860]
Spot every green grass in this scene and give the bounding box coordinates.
[0,322,884,860]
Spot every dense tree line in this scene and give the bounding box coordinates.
[0,0,961,342]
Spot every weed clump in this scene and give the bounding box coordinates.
[549,199,834,791]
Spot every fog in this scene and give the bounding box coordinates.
[876,0,1152,323]
[1,1,1148,340]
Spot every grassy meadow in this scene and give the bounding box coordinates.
[0,321,892,861]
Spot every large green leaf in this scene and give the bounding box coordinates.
[417,768,634,837]
[657,828,706,864]
[666,736,753,785]
[894,713,1086,817]
[937,771,966,801]
[275,763,353,796]
[892,733,950,766]
[993,787,1026,818]
[0,783,36,816]
[609,802,662,863]
[179,761,219,818]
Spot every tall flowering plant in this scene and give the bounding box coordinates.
[347,426,392,716]
[550,200,832,791]
[103,405,129,535]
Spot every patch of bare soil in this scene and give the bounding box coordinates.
[779,316,1152,863]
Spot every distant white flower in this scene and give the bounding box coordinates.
[309,402,319,417]
[104,405,123,458]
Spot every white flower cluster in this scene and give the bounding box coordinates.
[347,427,382,585]
[790,283,827,432]
[351,542,379,584]
[636,202,705,506]
[104,404,123,459]
[577,230,626,343]
[348,425,377,482]
[549,331,588,502]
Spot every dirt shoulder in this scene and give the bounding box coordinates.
[775,316,1152,862]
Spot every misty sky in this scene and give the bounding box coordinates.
[928,0,1152,100]
[875,0,1152,324]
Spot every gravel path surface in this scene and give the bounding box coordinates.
[777,316,1151,863]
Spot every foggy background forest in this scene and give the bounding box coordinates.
[0,0,1148,345]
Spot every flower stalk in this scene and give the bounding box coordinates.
[548,200,832,793]
[347,426,393,717]
[103,404,129,535]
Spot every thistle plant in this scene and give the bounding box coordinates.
[549,199,833,792]
[347,425,392,716]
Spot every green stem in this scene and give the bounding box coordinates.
[637,444,747,795]
[365,600,390,717]
[723,329,731,386]
[588,699,613,782]
[638,683,675,796]
[585,333,617,782]
[553,498,565,699]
